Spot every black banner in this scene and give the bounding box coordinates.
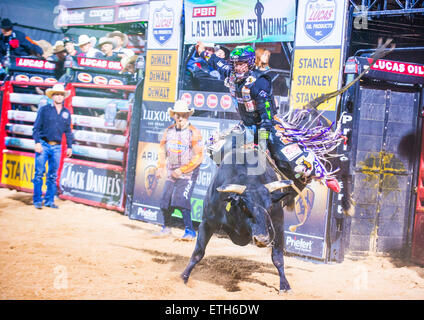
[60,161,124,208]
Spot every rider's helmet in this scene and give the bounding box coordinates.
[229,45,256,81]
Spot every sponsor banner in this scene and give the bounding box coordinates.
[143,50,179,103]
[147,0,182,50]
[355,57,424,85]
[1,152,46,191]
[5,137,35,150]
[72,114,127,131]
[57,4,149,26]
[76,71,127,85]
[290,48,341,111]
[7,110,37,122]
[9,93,48,105]
[59,0,148,10]
[370,59,424,78]
[60,161,124,208]
[115,4,149,23]
[139,101,174,143]
[184,0,296,44]
[14,58,55,71]
[284,180,329,259]
[130,142,165,223]
[295,0,348,47]
[178,90,237,112]
[13,74,57,84]
[73,130,126,147]
[72,96,130,111]
[188,118,219,201]
[5,124,34,137]
[72,145,124,162]
[77,57,122,71]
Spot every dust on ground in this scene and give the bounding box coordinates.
[0,188,423,300]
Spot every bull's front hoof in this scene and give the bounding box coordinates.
[181,273,189,284]
[279,289,293,295]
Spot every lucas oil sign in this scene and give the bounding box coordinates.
[184,0,296,44]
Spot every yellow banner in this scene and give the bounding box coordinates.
[143,50,179,103]
[290,48,341,111]
[1,152,46,191]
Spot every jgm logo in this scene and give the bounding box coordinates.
[305,0,336,42]
[153,5,174,45]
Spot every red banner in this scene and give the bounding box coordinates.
[369,59,424,78]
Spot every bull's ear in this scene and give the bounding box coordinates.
[217,184,246,194]
[264,180,293,193]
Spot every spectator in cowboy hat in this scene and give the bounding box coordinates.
[76,34,103,58]
[32,83,73,210]
[98,37,120,61]
[52,42,67,79]
[0,18,43,58]
[107,30,134,60]
[63,36,80,56]
[121,55,139,74]
[155,100,204,240]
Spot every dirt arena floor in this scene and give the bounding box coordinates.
[1,188,424,300]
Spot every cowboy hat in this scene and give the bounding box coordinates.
[53,40,66,54]
[107,30,129,47]
[77,34,97,47]
[98,37,117,49]
[168,100,194,117]
[46,84,71,99]
[34,40,53,57]
[1,18,13,30]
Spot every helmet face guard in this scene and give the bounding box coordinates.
[230,45,256,81]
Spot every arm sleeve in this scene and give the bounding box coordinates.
[32,106,44,143]
[64,113,73,148]
[180,127,204,174]
[157,128,168,169]
[200,51,232,79]
[251,77,274,130]
[18,33,43,56]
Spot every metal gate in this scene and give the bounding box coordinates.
[348,85,420,254]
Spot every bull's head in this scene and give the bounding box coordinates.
[217,180,293,247]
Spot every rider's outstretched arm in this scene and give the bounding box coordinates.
[199,51,232,80]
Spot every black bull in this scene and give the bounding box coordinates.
[181,146,300,293]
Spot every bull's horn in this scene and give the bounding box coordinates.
[217,184,246,194]
[264,180,293,193]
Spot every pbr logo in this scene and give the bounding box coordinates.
[153,5,174,45]
[144,165,158,196]
[305,0,336,42]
